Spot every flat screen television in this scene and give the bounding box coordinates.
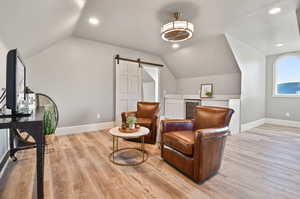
[4,49,30,117]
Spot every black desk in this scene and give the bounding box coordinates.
[0,111,44,199]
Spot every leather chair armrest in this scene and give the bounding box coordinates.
[161,120,194,133]
[151,114,159,120]
[193,127,230,180]
[121,111,137,123]
[195,127,229,140]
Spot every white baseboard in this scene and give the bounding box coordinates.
[56,121,115,136]
[55,118,300,136]
[241,118,300,132]
[241,118,266,132]
[265,118,300,128]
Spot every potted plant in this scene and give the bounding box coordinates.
[205,91,213,97]
[126,116,137,129]
[44,104,57,145]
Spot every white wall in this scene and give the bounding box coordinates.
[160,66,177,95]
[143,82,155,102]
[26,36,176,127]
[0,37,9,164]
[226,35,266,124]
[176,73,241,95]
[143,67,159,102]
[266,53,300,121]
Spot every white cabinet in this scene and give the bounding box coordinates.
[164,95,241,134]
[201,100,228,107]
[201,99,240,135]
[164,99,185,119]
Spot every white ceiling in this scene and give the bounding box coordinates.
[71,0,300,77]
[163,35,240,78]
[1,0,300,77]
[227,0,300,56]
[0,0,86,57]
[75,0,299,56]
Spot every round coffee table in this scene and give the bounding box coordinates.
[108,126,149,166]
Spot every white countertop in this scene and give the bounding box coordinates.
[164,94,240,101]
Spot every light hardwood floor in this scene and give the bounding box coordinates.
[1,124,300,199]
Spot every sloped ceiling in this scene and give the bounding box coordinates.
[0,0,86,57]
[1,0,299,77]
[74,0,283,56]
[227,0,300,56]
[163,35,240,78]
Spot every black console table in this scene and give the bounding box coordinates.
[0,111,44,199]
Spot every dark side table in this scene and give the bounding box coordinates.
[0,112,45,199]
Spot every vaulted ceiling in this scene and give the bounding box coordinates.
[0,0,85,57]
[227,0,300,56]
[0,0,300,78]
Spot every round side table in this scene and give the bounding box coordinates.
[108,126,149,166]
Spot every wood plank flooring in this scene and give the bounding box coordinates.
[0,124,300,199]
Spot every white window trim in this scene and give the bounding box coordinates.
[272,53,300,98]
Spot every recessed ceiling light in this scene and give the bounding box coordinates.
[276,43,284,47]
[75,0,85,9]
[89,17,99,25]
[172,43,180,49]
[269,7,281,15]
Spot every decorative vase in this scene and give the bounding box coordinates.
[129,123,135,129]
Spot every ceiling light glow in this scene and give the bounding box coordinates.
[172,43,180,49]
[75,0,85,9]
[269,7,281,15]
[276,43,284,47]
[89,17,99,25]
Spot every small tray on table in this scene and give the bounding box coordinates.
[118,126,140,133]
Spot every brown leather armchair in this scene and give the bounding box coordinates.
[122,102,160,144]
[161,106,234,183]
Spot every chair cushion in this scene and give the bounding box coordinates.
[163,131,195,156]
[137,118,152,124]
[136,118,153,128]
[136,102,159,118]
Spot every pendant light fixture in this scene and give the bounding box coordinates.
[161,12,194,42]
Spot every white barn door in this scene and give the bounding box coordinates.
[115,60,142,125]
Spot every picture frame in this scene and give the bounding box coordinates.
[200,83,213,98]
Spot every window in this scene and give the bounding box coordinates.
[274,55,300,97]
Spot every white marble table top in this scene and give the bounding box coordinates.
[109,126,149,138]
